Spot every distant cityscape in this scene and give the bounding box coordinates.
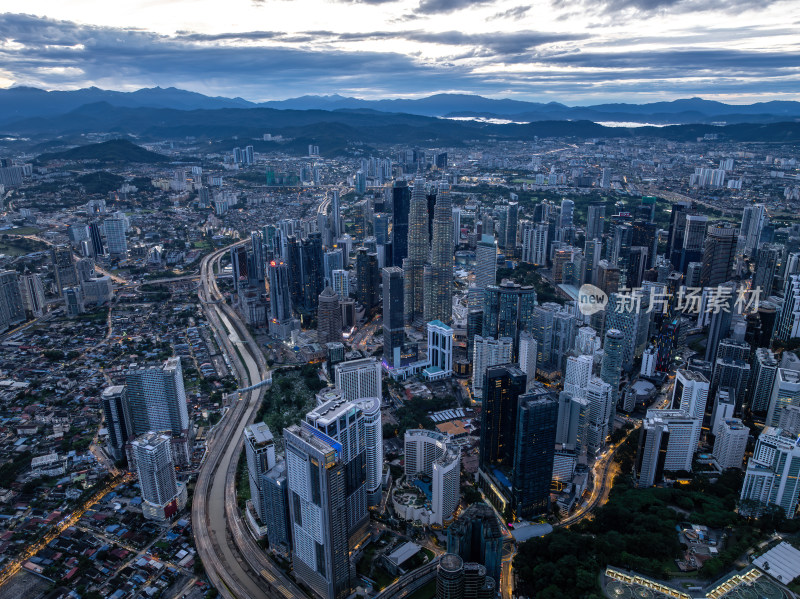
[0,100,799,599]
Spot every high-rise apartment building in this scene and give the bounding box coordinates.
[740,427,800,518]
[317,287,343,344]
[0,271,24,331]
[750,348,779,414]
[774,275,800,342]
[672,369,710,448]
[712,418,748,470]
[700,222,738,287]
[51,245,78,294]
[635,409,702,486]
[447,502,503,584]
[404,429,460,525]
[334,357,382,402]
[564,354,593,399]
[521,222,548,266]
[131,432,186,520]
[766,368,800,428]
[19,273,45,318]
[244,423,276,524]
[471,335,513,399]
[101,386,130,462]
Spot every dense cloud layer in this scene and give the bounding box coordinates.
[0,11,798,102]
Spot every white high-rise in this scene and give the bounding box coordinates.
[19,273,46,318]
[751,348,779,414]
[356,396,383,505]
[712,418,748,470]
[472,335,513,399]
[404,429,460,525]
[767,368,800,428]
[244,422,276,523]
[131,432,186,520]
[104,217,128,257]
[585,377,613,455]
[672,369,709,449]
[639,409,702,480]
[773,275,800,342]
[334,357,382,402]
[474,234,497,291]
[522,223,548,266]
[518,331,538,391]
[576,326,597,357]
[556,391,589,453]
[564,354,593,399]
[331,269,350,299]
[740,427,800,518]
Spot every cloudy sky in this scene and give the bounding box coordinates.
[0,0,798,104]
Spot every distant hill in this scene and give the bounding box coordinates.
[1,86,799,126]
[37,139,170,164]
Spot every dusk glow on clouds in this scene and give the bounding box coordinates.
[0,0,798,103]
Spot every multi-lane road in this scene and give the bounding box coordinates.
[192,241,307,599]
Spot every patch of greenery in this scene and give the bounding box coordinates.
[496,262,564,304]
[255,365,327,436]
[76,171,125,195]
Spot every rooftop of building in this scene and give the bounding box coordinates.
[677,368,710,383]
[244,422,274,447]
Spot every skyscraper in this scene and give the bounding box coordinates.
[671,369,710,449]
[284,423,355,599]
[560,199,574,228]
[667,201,692,269]
[712,418,748,470]
[391,181,410,267]
[317,287,343,344]
[131,432,186,521]
[404,176,429,326]
[585,377,613,455]
[356,396,383,506]
[426,181,454,323]
[750,348,779,414]
[773,274,800,343]
[475,234,497,291]
[753,243,782,296]
[104,217,128,258]
[481,281,537,358]
[244,423,276,524]
[740,203,767,258]
[740,427,800,518]
[766,368,800,428]
[600,329,624,412]
[512,390,558,518]
[471,335,513,399]
[404,429,460,524]
[700,223,738,287]
[51,245,78,294]
[497,203,518,254]
[556,391,589,453]
[437,554,465,599]
[356,247,380,311]
[301,232,325,315]
[101,386,130,462]
[517,331,538,391]
[268,259,299,339]
[88,222,105,257]
[334,357,382,401]
[447,502,503,583]
[125,357,190,463]
[18,273,45,319]
[586,202,606,240]
[521,222,548,266]
[479,365,527,470]
[564,354,593,399]
[382,267,405,367]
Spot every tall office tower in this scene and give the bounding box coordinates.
[774,274,800,343]
[331,269,349,300]
[672,215,702,271]
[355,247,379,311]
[766,368,800,428]
[425,181,454,323]
[611,223,633,283]
[131,432,186,521]
[63,286,85,317]
[76,257,95,283]
[244,423,276,523]
[334,357,382,401]
[754,243,783,296]
[404,430,460,524]
[475,235,498,290]
[466,308,483,357]
[740,427,800,518]
[88,222,105,257]
[605,293,649,372]
[125,357,190,462]
[479,365,527,470]
[700,222,738,286]
[354,170,366,194]
[672,370,710,447]
[564,354,593,399]
[437,554,465,599]
[521,222,548,265]
[304,399,369,539]
[666,200,692,268]
[104,217,128,258]
[600,328,624,411]
[596,260,620,295]
[640,345,657,377]
[584,377,613,455]
[586,202,606,240]
[262,459,291,557]
[301,232,325,315]
[712,418,748,470]
[373,213,390,246]
[354,396,383,506]
[513,390,558,518]
[284,424,355,599]
[705,282,737,364]
[317,287,343,344]
[556,391,589,453]
[404,176,429,325]
[497,202,519,254]
[51,245,78,294]
[101,386,130,462]
[711,358,750,414]
[330,190,342,240]
[750,348,779,414]
[481,281,537,358]
[627,246,648,288]
[427,320,454,375]
[268,259,298,339]
[382,267,405,368]
[231,245,249,293]
[583,238,602,285]
[642,409,702,480]
[19,273,45,319]
[250,230,266,282]
[517,331,538,391]
[551,309,577,372]
[286,236,303,308]
[740,203,767,258]
[391,181,410,267]
[471,335,513,399]
[560,199,574,228]
[685,261,702,288]
[452,207,461,247]
[427,191,437,241]
[0,271,24,331]
[530,304,555,365]
[447,503,503,584]
[717,338,750,362]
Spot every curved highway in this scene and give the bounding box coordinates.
[192,241,307,599]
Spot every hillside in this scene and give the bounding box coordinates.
[37,139,170,164]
